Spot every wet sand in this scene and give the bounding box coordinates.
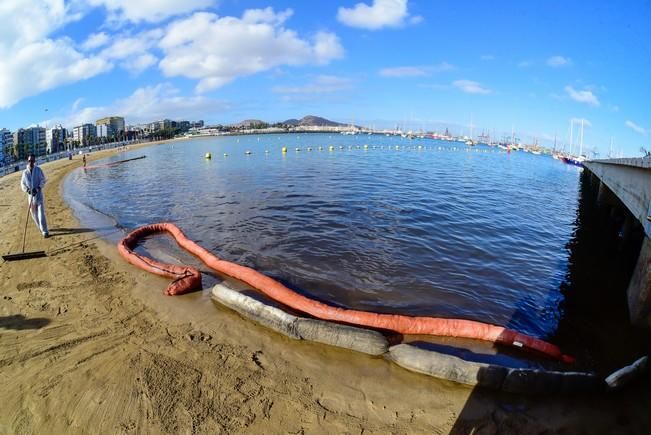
[1,142,649,434]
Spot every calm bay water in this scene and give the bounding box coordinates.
[64,133,583,341]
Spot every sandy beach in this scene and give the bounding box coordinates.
[1,143,650,434]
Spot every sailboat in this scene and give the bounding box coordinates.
[465,116,476,145]
[561,119,585,167]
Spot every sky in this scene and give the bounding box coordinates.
[0,0,650,157]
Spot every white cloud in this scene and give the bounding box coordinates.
[0,1,110,108]
[87,0,215,23]
[0,0,81,47]
[547,55,571,67]
[565,85,600,106]
[625,120,647,135]
[452,80,491,95]
[313,32,345,64]
[379,62,453,77]
[0,39,112,108]
[121,54,158,74]
[72,98,85,112]
[272,75,353,94]
[380,66,428,77]
[95,28,162,75]
[419,83,449,91]
[337,0,411,30]
[409,15,424,25]
[82,32,110,50]
[60,83,229,127]
[100,33,157,60]
[159,9,344,93]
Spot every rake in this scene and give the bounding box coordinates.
[2,194,46,261]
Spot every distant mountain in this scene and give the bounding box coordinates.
[234,115,346,128]
[236,119,268,128]
[282,115,345,127]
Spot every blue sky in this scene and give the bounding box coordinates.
[1,0,649,157]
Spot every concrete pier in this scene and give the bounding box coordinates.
[583,157,651,327]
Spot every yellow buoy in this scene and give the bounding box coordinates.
[282,147,288,153]
[364,144,369,149]
[205,152,212,159]
[329,145,335,151]
[224,153,228,157]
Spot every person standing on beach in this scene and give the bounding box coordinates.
[20,154,49,238]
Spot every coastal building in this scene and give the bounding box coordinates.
[149,119,176,132]
[46,125,67,153]
[95,116,125,138]
[96,124,109,138]
[72,123,97,146]
[13,127,46,159]
[0,128,13,165]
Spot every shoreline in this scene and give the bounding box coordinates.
[1,140,650,433]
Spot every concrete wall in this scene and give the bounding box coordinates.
[584,157,651,328]
[627,237,651,328]
[584,158,651,237]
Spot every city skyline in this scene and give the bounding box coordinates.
[1,0,650,157]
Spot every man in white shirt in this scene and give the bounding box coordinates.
[20,154,49,238]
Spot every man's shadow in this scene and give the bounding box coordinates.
[0,314,51,330]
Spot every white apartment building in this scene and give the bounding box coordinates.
[0,128,14,164]
[96,116,125,138]
[13,127,46,159]
[72,123,96,146]
[46,125,67,153]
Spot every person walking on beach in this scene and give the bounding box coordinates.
[20,154,49,238]
[82,154,86,167]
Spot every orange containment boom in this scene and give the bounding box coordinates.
[118,223,575,364]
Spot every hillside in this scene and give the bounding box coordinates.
[282,115,344,127]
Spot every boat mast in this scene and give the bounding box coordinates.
[579,119,584,157]
[569,119,574,156]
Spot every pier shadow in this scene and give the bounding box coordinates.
[0,314,51,330]
[449,169,651,433]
